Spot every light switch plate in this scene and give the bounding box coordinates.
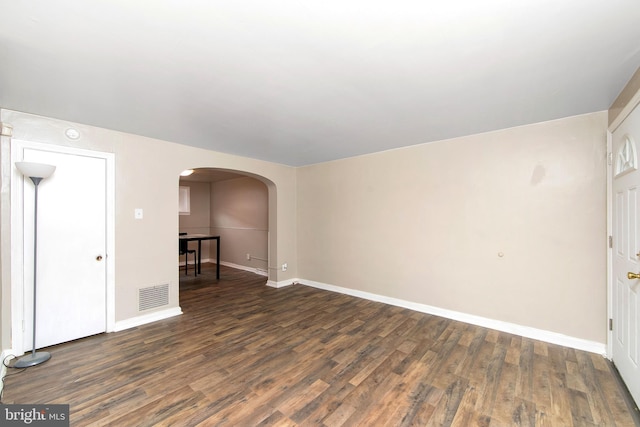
[135,208,143,219]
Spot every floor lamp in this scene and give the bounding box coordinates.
[14,161,56,368]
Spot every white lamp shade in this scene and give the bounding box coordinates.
[15,161,56,179]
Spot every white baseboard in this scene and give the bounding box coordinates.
[113,307,183,332]
[299,279,607,356]
[218,260,268,277]
[266,278,299,288]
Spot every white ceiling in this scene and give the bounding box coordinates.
[1,1,639,166]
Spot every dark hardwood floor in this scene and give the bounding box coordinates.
[3,264,638,426]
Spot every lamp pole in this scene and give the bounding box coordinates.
[14,162,56,368]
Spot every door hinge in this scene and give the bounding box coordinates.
[609,318,613,331]
[609,235,613,248]
[608,152,613,166]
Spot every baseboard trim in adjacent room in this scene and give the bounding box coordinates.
[299,278,607,356]
[113,307,183,332]
[219,260,268,277]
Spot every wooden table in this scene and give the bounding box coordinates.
[179,234,220,279]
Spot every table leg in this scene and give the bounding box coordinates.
[197,239,202,274]
[216,237,220,279]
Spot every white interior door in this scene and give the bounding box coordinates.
[612,102,640,406]
[20,147,107,350]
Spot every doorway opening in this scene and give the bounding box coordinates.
[177,168,276,294]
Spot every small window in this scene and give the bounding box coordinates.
[616,134,637,177]
[179,186,190,215]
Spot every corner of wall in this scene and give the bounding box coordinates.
[609,66,640,131]
[0,348,17,400]
[266,278,299,288]
[0,124,14,353]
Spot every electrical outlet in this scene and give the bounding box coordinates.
[281,263,287,271]
[246,253,251,260]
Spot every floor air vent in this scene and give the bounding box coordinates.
[139,284,169,311]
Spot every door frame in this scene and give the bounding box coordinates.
[10,140,115,356]
[607,129,613,358]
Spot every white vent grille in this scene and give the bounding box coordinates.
[139,284,169,311]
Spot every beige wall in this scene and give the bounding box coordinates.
[179,181,211,235]
[0,109,298,350]
[179,180,212,261]
[0,107,614,352]
[210,177,269,272]
[297,112,608,343]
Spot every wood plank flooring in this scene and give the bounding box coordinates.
[3,264,638,426]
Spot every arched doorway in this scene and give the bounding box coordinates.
[177,168,276,287]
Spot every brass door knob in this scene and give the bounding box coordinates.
[628,272,640,280]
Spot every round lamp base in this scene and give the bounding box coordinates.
[14,351,51,368]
